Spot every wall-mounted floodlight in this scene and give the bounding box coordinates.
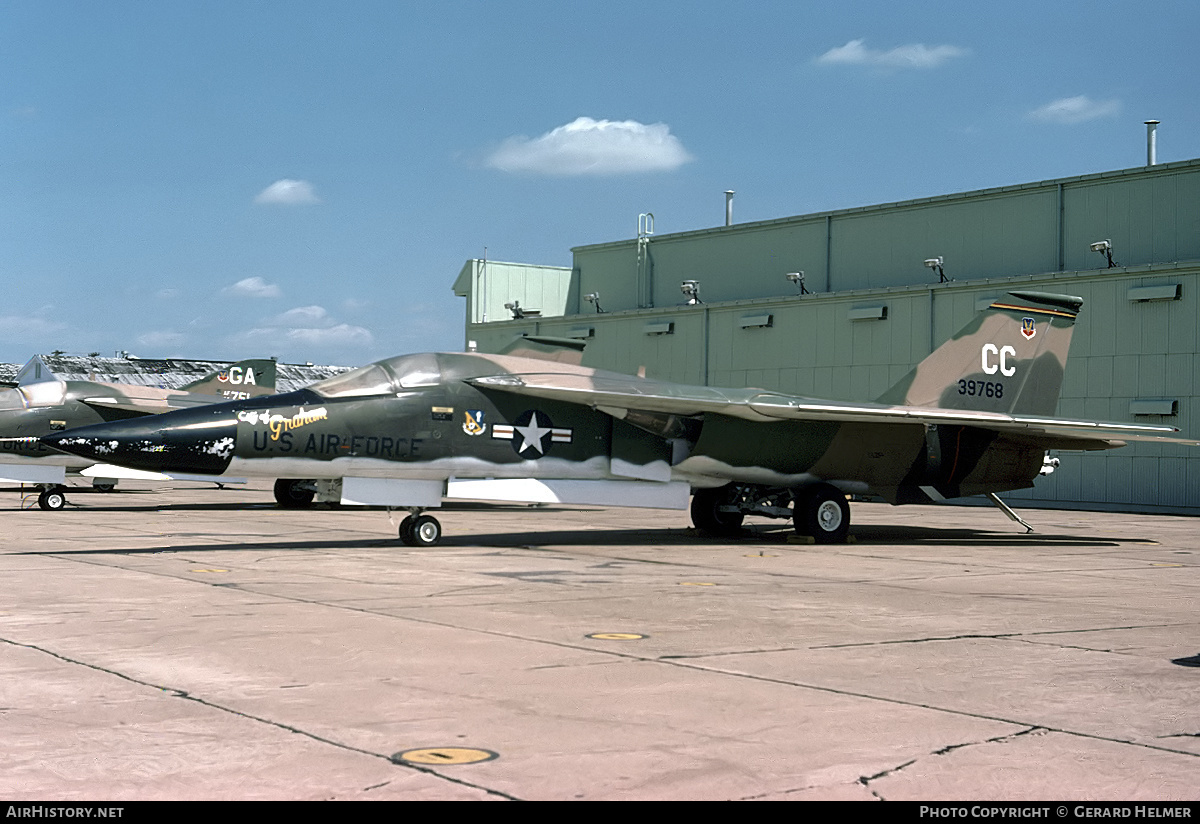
[680,280,702,305]
[924,256,948,282]
[785,271,810,295]
[1090,239,1117,268]
[504,300,525,320]
[583,292,605,313]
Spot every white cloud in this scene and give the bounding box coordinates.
[816,39,969,69]
[0,315,67,338]
[136,330,187,350]
[279,324,374,347]
[269,305,328,325]
[230,304,374,355]
[1028,95,1121,125]
[254,179,321,205]
[486,117,693,176]
[221,277,282,299]
[232,323,374,351]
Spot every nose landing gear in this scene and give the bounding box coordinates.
[398,511,442,546]
[38,487,67,511]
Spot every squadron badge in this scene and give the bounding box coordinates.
[1021,317,1036,340]
[463,409,486,436]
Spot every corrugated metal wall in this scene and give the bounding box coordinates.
[453,260,573,326]
[565,159,1200,312]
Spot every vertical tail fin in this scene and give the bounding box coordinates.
[182,358,277,399]
[876,291,1082,417]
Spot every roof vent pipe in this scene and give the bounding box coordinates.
[1145,120,1159,166]
[724,190,734,226]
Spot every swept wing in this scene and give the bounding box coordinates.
[468,371,1194,451]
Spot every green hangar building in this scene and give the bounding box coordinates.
[454,158,1200,514]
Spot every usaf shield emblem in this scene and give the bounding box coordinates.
[1021,317,1036,340]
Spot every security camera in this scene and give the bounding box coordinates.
[1091,239,1116,267]
[786,271,810,295]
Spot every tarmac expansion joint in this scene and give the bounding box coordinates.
[857,726,1047,799]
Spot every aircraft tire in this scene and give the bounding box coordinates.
[38,489,67,511]
[793,484,850,543]
[92,483,116,493]
[274,479,315,508]
[398,515,416,545]
[690,487,745,536]
[409,515,442,547]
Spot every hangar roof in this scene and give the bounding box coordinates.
[0,355,349,393]
[570,157,1200,253]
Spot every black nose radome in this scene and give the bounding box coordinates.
[42,412,238,475]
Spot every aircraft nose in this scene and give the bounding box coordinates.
[41,415,238,475]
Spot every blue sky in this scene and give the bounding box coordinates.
[3,1,1197,366]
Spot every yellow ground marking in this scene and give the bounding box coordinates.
[587,632,647,641]
[190,568,229,573]
[394,747,498,765]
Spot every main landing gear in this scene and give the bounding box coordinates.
[791,484,850,543]
[398,511,442,547]
[273,479,316,508]
[690,482,851,543]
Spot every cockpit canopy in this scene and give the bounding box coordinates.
[0,387,28,411]
[14,381,68,408]
[309,353,442,399]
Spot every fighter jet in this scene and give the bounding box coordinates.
[43,292,1195,542]
[1,358,276,509]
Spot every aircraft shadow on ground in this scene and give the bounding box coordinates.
[4,490,1134,548]
[19,538,399,556]
[455,524,1124,549]
[832,524,1123,547]
[22,522,1125,556]
[7,497,583,515]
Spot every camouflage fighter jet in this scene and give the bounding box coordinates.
[42,292,1195,542]
[1,358,276,509]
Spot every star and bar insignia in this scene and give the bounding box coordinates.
[491,410,572,456]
